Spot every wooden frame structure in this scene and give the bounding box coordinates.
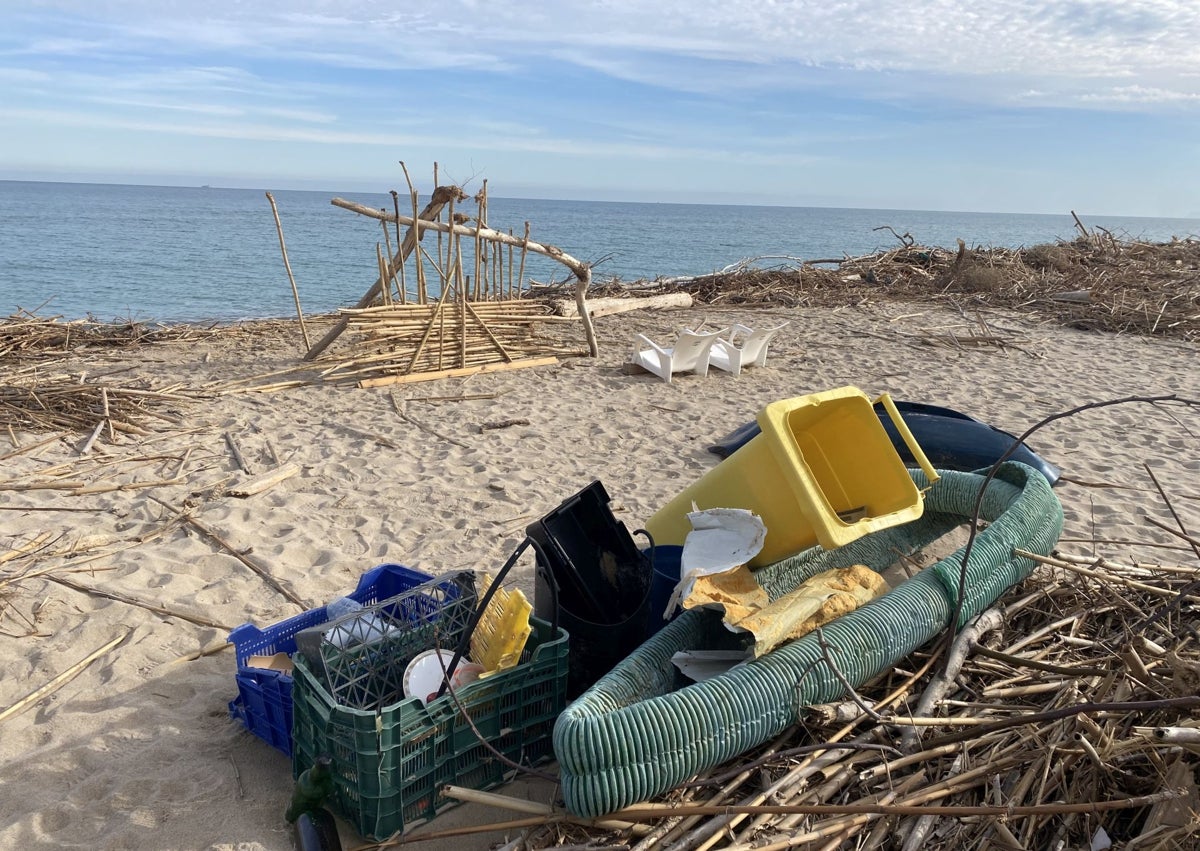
[304,175,598,387]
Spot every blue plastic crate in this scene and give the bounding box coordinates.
[228,563,433,755]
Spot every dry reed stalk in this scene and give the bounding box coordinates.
[0,628,131,724]
[46,574,233,630]
[147,496,306,609]
[265,191,311,349]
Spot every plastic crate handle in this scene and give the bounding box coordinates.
[436,535,551,698]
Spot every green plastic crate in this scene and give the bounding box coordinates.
[291,613,567,840]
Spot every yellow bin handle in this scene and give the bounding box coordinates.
[875,394,941,486]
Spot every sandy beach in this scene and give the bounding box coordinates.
[2,299,1198,850]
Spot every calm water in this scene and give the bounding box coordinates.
[3,180,1197,323]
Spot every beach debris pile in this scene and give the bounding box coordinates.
[0,370,187,445]
[0,313,203,444]
[501,545,1200,851]
[0,311,218,362]
[593,224,1200,342]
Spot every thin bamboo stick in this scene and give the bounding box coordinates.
[0,629,132,724]
[47,574,232,630]
[265,191,311,350]
[376,243,392,307]
[357,357,557,388]
[147,496,306,609]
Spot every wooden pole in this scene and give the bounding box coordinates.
[375,244,392,306]
[517,222,531,298]
[265,191,311,350]
[330,198,589,279]
[304,184,465,361]
[576,266,598,357]
[358,356,558,388]
[402,163,428,304]
[434,162,444,295]
[507,232,514,300]
[473,183,483,301]
[380,219,402,304]
[390,191,407,303]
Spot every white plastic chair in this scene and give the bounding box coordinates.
[708,322,791,376]
[630,328,726,384]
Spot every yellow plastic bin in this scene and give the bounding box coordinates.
[644,387,940,566]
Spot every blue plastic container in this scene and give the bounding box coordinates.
[228,563,433,755]
[644,545,683,638]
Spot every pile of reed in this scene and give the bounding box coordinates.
[426,541,1200,851]
[0,364,189,442]
[0,312,223,363]
[585,234,1200,342]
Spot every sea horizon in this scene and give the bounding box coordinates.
[3,177,1194,222]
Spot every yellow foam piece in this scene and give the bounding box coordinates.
[732,565,889,658]
[471,572,532,675]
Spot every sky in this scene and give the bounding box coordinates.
[2,1,1199,217]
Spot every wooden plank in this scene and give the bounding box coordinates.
[357,356,558,389]
[225,463,301,498]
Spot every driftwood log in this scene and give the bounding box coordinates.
[554,292,693,318]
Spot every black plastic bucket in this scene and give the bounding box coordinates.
[529,481,652,699]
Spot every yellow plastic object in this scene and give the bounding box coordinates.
[644,386,940,566]
[471,573,533,675]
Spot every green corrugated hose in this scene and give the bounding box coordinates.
[553,462,1063,817]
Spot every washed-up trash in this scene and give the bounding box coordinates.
[647,389,939,566]
[529,480,652,698]
[402,649,483,704]
[680,563,766,621]
[322,596,394,649]
[678,557,888,658]
[729,565,889,658]
[665,507,766,616]
[670,650,752,682]
[471,572,532,675]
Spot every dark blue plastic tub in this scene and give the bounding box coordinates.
[644,545,684,638]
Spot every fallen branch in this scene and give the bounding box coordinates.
[148,496,306,609]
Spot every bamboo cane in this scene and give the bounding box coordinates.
[0,629,132,724]
[265,192,311,350]
[305,185,463,360]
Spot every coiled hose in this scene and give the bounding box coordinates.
[553,462,1063,817]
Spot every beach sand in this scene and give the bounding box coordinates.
[2,301,1198,850]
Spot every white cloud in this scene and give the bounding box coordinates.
[3,0,1198,215]
[1079,84,1200,104]
[12,1,1200,108]
[0,104,804,165]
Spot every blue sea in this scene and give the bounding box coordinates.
[3,180,1197,323]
